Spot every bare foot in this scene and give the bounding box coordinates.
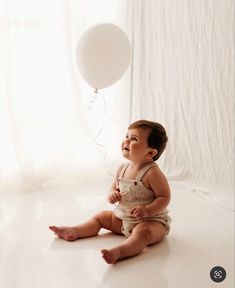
[101,248,121,264]
[49,226,79,241]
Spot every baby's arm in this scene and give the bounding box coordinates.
[144,166,171,216]
[107,164,124,204]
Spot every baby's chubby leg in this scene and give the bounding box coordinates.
[49,210,123,241]
[101,221,166,264]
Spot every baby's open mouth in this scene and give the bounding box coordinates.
[124,147,129,151]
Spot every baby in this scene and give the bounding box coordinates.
[49,119,171,264]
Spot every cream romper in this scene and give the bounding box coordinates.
[114,162,171,238]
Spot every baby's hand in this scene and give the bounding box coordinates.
[130,205,150,220]
[108,189,121,204]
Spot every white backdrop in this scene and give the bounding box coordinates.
[121,0,234,210]
[0,0,234,210]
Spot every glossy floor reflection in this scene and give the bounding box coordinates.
[0,180,234,288]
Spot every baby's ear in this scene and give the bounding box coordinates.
[147,149,157,159]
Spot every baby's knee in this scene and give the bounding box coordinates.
[94,210,113,229]
[95,210,112,220]
[134,225,153,242]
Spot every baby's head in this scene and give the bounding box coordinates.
[128,120,168,161]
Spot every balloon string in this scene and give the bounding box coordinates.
[88,91,114,178]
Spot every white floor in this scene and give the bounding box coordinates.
[0,179,234,288]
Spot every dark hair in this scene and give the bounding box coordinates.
[128,120,168,161]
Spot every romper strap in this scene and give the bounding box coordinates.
[135,162,157,181]
[119,163,129,178]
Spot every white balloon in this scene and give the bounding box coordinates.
[76,23,131,90]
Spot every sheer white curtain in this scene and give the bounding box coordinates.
[0,0,129,192]
[1,0,234,210]
[121,0,234,209]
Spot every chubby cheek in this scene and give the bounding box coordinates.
[130,143,146,156]
[129,142,139,150]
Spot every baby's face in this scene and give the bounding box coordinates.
[121,128,153,162]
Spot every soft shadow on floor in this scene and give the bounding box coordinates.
[49,231,125,251]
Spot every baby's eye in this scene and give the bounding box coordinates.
[131,136,138,141]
